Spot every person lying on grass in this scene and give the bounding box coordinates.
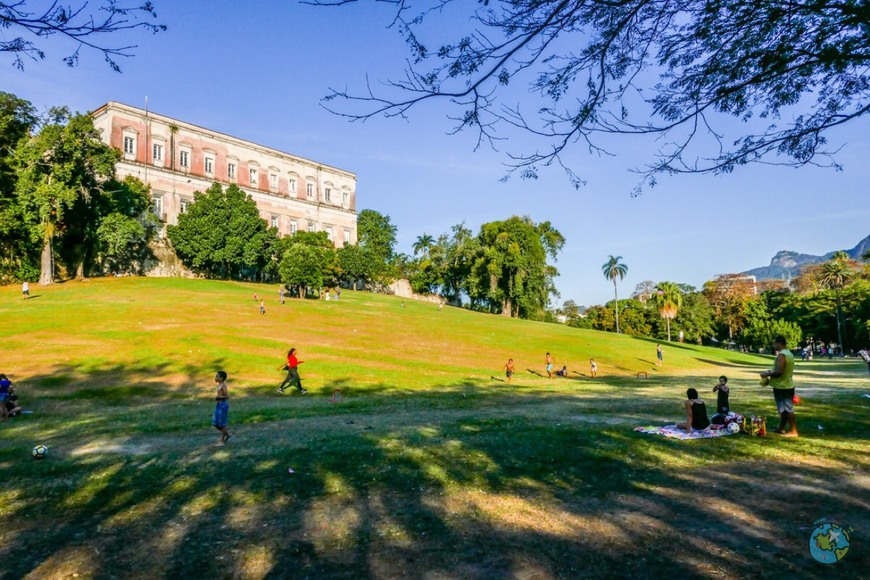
[676,388,710,434]
[555,365,569,377]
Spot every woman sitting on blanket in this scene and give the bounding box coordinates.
[676,388,710,434]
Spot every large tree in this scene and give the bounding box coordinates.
[93,176,159,275]
[14,108,118,285]
[317,0,869,188]
[412,233,434,257]
[815,253,859,354]
[1,1,165,70]
[0,91,37,283]
[703,274,757,340]
[471,216,564,318]
[602,255,628,333]
[279,244,328,298]
[356,208,398,284]
[653,281,683,342]
[167,182,278,279]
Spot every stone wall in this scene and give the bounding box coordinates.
[387,279,444,304]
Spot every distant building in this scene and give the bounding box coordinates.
[92,102,357,272]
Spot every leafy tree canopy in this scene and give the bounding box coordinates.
[471,216,564,318]
[13,107,118,284]
[167,182,278,279]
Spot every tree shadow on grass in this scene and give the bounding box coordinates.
[1,365,868,578]
[695,357,760,369]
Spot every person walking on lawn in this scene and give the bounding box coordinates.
[277,348,307,394]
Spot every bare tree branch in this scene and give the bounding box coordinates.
[1,1,166,71]
[313,0,870,191]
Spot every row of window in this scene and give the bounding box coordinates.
[153,196,350,243]
[266,215,351,243]
[123,133,350,206]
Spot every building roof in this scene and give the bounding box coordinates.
[91,101,357,181]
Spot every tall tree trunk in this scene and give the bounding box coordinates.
[39,233,53,286]
[835,293,844,355]
[502,299,512,317]
[666,317,672,342]
[613,279,620,334]
[76,260,84,280]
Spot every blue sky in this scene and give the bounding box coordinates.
[3,1,868,306]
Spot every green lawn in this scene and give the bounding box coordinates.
[0,278,867,578]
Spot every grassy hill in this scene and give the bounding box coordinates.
[0,278,867,578]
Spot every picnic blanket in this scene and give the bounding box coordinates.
[634,424,734,440]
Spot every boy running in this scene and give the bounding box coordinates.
[589,359,598,378]
[504,358,515,383]
[545,353,554,378]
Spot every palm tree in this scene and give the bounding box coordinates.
[601,255,628,333]
[413,233,434,257]
[654,281,683,342]
[816,255,858,354]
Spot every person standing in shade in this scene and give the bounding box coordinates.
[279,287,285,305]
[760,335,798,437]
[712,375,730,415]
[277,348,307,394]
[212,370,232,444]
[656,344,663,367]
[859,348,870,376]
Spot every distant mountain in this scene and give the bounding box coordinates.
[742,234,870,281]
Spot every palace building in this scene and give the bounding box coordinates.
[91,102,357,271]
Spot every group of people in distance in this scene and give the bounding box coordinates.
[503,354,599,383]
[676,335,799,437]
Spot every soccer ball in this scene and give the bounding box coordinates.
[32,445,48,459]
[727,422,741,434]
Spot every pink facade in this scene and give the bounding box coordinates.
[92,102,358,248]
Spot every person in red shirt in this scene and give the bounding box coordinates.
[277,348,307,394]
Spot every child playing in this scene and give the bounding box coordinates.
[278,348,307,394]
[212,371,232,444]
[555,365,568,377]
[504,358,515,383]
[589,359,598,378]
[259,299,266,315]
[712,375,730,414]
[545,353,554,378]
